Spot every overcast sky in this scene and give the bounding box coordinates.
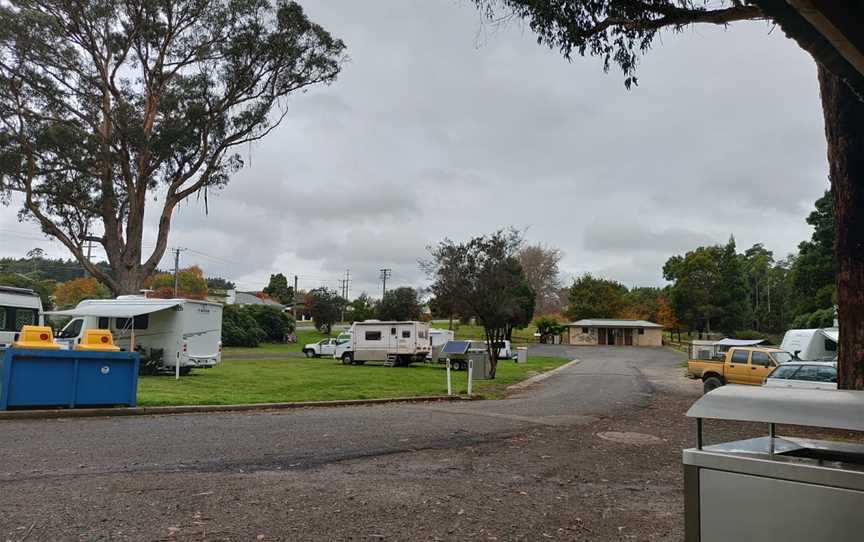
[0,0,829,298]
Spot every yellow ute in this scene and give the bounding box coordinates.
[688,347,794,394]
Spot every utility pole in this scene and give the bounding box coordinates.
[293,275,299,320]
[172,247,185,298]
[82,234,101,278]
[379,268,391,299]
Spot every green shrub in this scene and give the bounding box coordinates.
[222,305,265,347]
[245,305,295,342]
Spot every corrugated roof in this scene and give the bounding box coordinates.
[568,319,663,328]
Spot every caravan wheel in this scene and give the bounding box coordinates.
[341,353,354,365]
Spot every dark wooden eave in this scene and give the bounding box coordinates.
[751,0,864,97]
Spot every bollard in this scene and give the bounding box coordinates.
[446,359,452,395]
[467,359,473,397]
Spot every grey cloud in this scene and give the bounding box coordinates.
[0,0,830,295]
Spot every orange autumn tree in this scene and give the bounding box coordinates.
[53,277,112,309]
[147,266,208,300]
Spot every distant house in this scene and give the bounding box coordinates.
[566,319,663,347]
[234,291,284,309]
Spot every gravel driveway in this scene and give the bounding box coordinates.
[0,345,692,541]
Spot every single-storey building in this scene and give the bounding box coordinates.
[567,319,663,347]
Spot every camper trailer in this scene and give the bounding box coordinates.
[334,320,431,366]
[0,285,44,348]
[48,296,222,375]
[781,328,839,361]
[429,328,455,361]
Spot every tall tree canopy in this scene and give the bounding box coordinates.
[517,244,562,315]
[377,287,422,321]
[473,0,864,388]
[425,229,535,377]
[263,273,294,305]
[0,0,345,295]
[565,273,628,322]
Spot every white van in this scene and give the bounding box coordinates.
[334,320,431,366]
[780,328,839,361]
[0,285,44,348]
[48,296,222,375]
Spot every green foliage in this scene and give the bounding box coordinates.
[732,330,766,340]
[244,305,295,342]
[0,256,109,283]
[263,273,294,305]
[715,237,752,334]
[308,287,345,334]
[791,308,836,330]
[377,287,421,321]
[534,314,567,343]
[788,190,836,319]
[566,273,628,321]
[425,229,535,375]
[0,0,345,294]
[348,292,377,322]
[221,305,265,347]
[206,277,236,290]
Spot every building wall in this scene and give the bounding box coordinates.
[635,327,663,346]
[567,326,663,346]
[568,326,598,345]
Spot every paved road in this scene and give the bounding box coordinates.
[0,346,682,482]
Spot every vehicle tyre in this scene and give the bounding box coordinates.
[703,376,723,394]
[304,349,315,358]
[178,367,192,376]
[452,360,464,371]
[341,353,353,365]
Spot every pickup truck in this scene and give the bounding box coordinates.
[302,338,341,358]
[687,347,795,393]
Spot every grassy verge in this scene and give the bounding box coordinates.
[137,356,569,406]
[427,322,538,344]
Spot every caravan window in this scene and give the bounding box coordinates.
[0,308,6,331]
[115,314,149,330]
[98,317,110,329]
[825,339,838,352]
[402,330,411,338]
[391,327,397,336]
[14,308,36,330]
[365,331,382,341]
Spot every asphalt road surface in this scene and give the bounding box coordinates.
[0,345,685,541]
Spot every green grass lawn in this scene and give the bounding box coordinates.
[222,328,331,356]
[427,321,538,344]
[137,356,569,406]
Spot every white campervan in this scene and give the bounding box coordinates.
[0,285,44,348]
[781,328,839,361]
[334,320,431,366]
[48,296,222,375]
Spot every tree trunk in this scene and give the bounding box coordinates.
[818,65,864,390]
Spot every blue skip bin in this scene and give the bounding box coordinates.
[0,348,140,410]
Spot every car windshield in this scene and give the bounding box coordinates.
[772,352,794,364]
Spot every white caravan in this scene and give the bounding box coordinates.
[780,328,839,361]
[429,328,455,361]
[48,296,222,374]
[334,320,431,366]
[0,285,44,348]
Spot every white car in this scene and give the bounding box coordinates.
[303,338,344,358]
[763,361,837,390]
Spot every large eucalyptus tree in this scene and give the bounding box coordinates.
[0,0,345,294]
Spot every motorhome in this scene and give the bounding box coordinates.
[780,328,839,361]
[48,296,222,375]
[0,285,44,348]
[334,320,431,366]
